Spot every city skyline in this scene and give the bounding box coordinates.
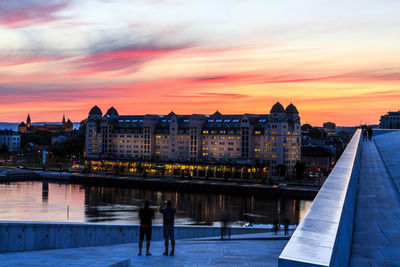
[1,0,400,126]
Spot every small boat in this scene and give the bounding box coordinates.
[68,164,85,173]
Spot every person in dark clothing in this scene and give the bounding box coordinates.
[368,127,373,141]
[284,218,290,236]
[138,201,154,256]
[220,211,231,240]
[159,200,177,256]
[363,128,368,141]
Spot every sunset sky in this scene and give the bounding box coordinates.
[1,0,400,126]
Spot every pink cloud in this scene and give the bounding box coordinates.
[0,1,69,28]
[73,44,189,73]
[0,54,65,67]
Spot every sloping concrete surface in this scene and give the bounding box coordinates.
[350,140,400,266]
[374,130,400,193]
[0,232,288,266]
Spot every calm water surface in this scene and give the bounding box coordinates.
[0,181,312,226]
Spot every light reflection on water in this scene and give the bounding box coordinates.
[0,182,312,226]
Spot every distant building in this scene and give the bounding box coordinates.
[85,102,301,177]
[301,123,351,175]
[301,146,331,173]
[323,122,336,136]
[301,124,312,135]
[380,111,400,129]
[51,130,80,145]
[18,114,73,133]
[302,127,328,147]
[0,130,21,152]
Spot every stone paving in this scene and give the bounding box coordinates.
[0,232,289,266]
[350,139,400,266]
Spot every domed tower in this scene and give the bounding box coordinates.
[285,103,299,121]
[270,102,285,115]
[88,105,103,119]
[284,103,301,178]
[86,105,103,159]
[105,106,119,117]
[269,102,287,178]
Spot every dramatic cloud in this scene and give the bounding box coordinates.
[0,0,69,28]
[0,53,66,66]
[165,92,248,99]
[73,43,190,73]
[1,0,400,125]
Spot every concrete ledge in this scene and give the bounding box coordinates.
[0,221,266,253]
[278,130,362,267]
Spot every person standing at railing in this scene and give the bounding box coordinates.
[160,200,177,256]
[138,201,154,256]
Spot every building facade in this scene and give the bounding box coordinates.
[380,111,400,129]
[85,102,301,177]
[323,122,336,136]
[0,130,21,152]
[18,114,73,133]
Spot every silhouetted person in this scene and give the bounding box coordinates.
[138,201,154,256]
[220,211,231,240]
[284,218,290,236]
[160,200,177,256]
[363,128,368,141]
[368,127,373,141]
[273,219,279,235]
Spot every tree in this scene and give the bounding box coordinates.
[51,135,85,158]
[0,143,9,154]
[21,131,53,147]
[294,161,306,179]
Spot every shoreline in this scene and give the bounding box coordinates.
[0,167,318,199]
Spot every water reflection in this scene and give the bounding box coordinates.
[42,182,48,203]
[0,182,312,226]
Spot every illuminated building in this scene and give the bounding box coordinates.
[18,114,73,133]
[85,102,301,177]
[0,130,21,152]
[322,122,336,136]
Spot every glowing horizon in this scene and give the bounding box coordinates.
[1,0,400,126]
